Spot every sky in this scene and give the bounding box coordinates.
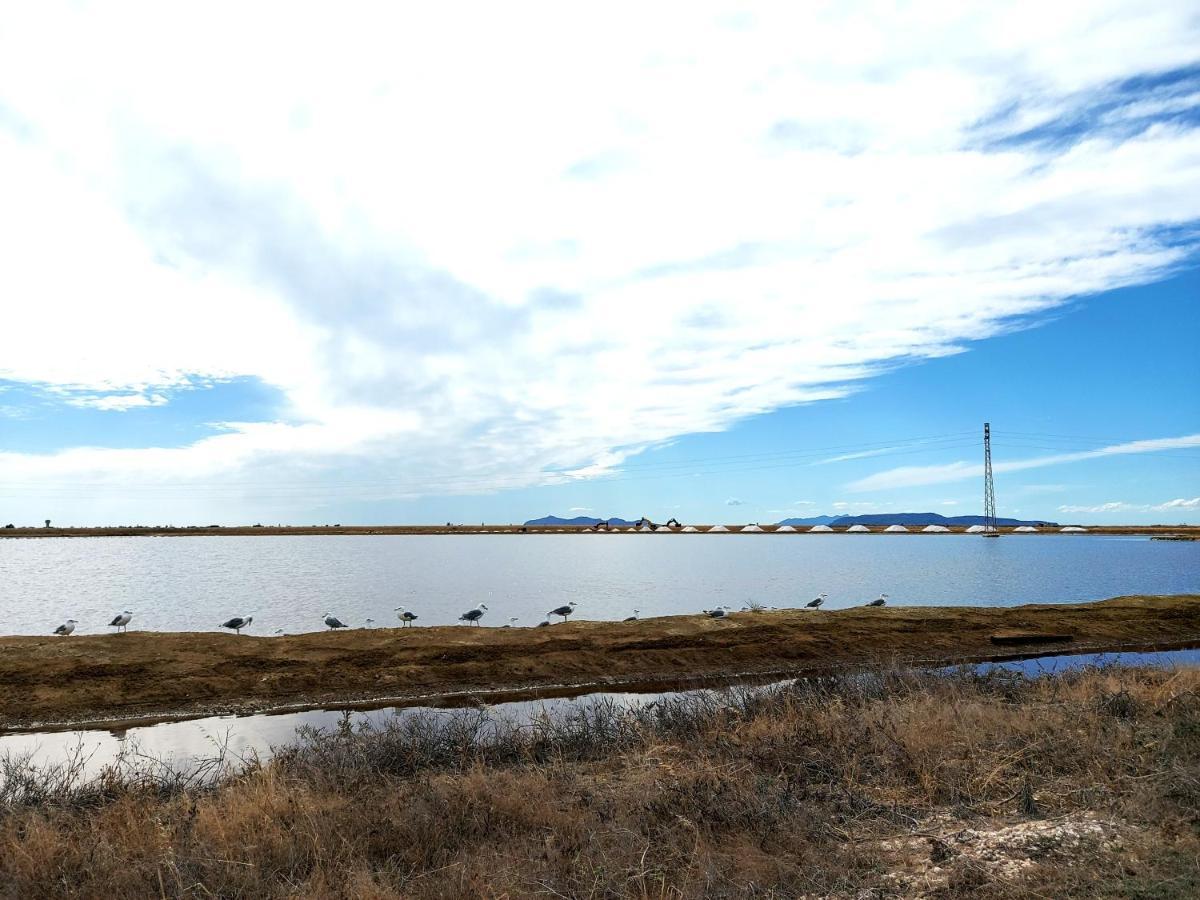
[0,1,1198,527]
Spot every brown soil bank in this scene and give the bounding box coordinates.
[2,594,1198,729]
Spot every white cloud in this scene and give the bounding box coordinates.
[813,446,904,465]
[1159,497,1200,510]
[0,3,1198,520]
[1058,497,1200,513]
[1059,501,1130,513]
[849,434,1200,492]
[63,393,170,412]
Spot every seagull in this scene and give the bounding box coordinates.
[53,619,77,636]
[867,593,889,607]
[806,593,828,609]
[459,603,488,625]
[548,601,577,623]
[705,606,731,618]
[323,613,349,630]
[394,606,419,627]
[503,617,519,628]
[365,618,376,628]
[537,619,551,628]
[622,609,640,622]
[220,615,253,635]
[108,611,133,633]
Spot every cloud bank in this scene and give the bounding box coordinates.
[1059,497,1200,514]
[1,3,1198,520]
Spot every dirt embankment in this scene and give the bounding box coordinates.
[1,595,1198,729]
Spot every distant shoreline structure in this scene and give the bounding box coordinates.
[1,524,1196,538]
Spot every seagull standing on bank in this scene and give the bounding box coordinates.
[53,619,77,636]
[622,609,640,622]
[548,601,577,623]
[220,615,253,634]
[807,593,827,609]
[459,603,488,625]
[503,617,519,627]
[323,613,349,630]
[867,593,889,607]
[395,606,419,627]
[109,611,133,633]
[705,606,731,618]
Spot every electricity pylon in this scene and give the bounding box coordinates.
[983,422,999,536]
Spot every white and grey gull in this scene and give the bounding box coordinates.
[394,606,419,627]
[547,601,577,623]
[108,611,133,633]
[53,619,77,636]
[459,603,488,625]
[323,613,349,630]
[806,593,827,609]
[220,615,253,634]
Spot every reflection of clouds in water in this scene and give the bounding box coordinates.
[0,687,680,781]
[7,651,1199,779]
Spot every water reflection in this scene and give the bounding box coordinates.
[0,689,673,781]
[3,648,1197,780]
[2,534,1197,635]
[975,647,1200,676]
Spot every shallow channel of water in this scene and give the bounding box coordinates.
[3,648,1197,781]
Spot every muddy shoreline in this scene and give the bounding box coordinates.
[1,594,1197,731]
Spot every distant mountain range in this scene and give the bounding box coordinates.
[775,515,839,526]
[780,512,1058,527]
[530,512,1058,527]
[523,515,638,527]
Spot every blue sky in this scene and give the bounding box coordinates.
[0,3,1198,526]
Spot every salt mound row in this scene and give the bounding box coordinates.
[965,524,987,533]
[1013,526,1039,532]
[1060,526,1089,532]
[741,524,764,532]
[808,524,834,532]
[707,525,729,533]
[774,525,797,532]
[884,524,909,532]
[922,525,951,532]
[845,524,870,532]
[681,525,699,532]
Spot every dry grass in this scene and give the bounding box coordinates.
[2,664,1199,898]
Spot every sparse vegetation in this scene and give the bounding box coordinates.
[2,664,1198,897]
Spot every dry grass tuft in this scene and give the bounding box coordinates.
[1,664,1198,897]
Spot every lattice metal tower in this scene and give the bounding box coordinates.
[983,422,998,535]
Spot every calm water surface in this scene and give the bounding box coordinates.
[0,534,1196,636]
